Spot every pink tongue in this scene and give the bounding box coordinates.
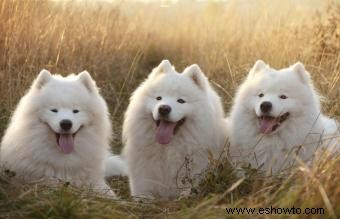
[58,134,74,154]
[259,117,277,134]
[155,121,177,144]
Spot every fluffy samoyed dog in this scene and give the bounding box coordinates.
[122,60,228,200]
[227,60,339,174]
[0,69,120,196]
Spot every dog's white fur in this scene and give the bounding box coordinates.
[227,60,339,174]
[105,155,127,177]
[122,60,228,200]
[0,70,118,196]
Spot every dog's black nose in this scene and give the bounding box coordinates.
[260,101,272,113]
[158,105,171,116]
[60,119,72,131]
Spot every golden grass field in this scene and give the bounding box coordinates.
[0,0,339,218]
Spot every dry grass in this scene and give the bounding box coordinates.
[0,0,339,218]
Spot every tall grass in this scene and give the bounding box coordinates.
[0,0,339,218]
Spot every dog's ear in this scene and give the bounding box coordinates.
[249,60,267,77]
[157,60,173,73]
[34,69,52,89]
[183,64,208,90]
[78,71,97,93]
[291,62,310,84]
[151,60,174,77]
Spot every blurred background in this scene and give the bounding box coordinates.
[0,0,339,151]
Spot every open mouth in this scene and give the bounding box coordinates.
[55,133,76,154]
[54,127,82,154]
[154,118,186,145]
[258,112,290,134]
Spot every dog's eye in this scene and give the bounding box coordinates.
[51,109,58,113]
[280,95,288,99]
[258,93,264,98]
[73,109,79,113]
[177,99,186,104]
[156,96,162,101]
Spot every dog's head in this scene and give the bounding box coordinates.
[240,60,318,135]
[29,69,108,154]
[141,60,210,144]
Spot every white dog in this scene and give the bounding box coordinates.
[227,60,339,174]
[0,69,122,196]
[122,60,228,200]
